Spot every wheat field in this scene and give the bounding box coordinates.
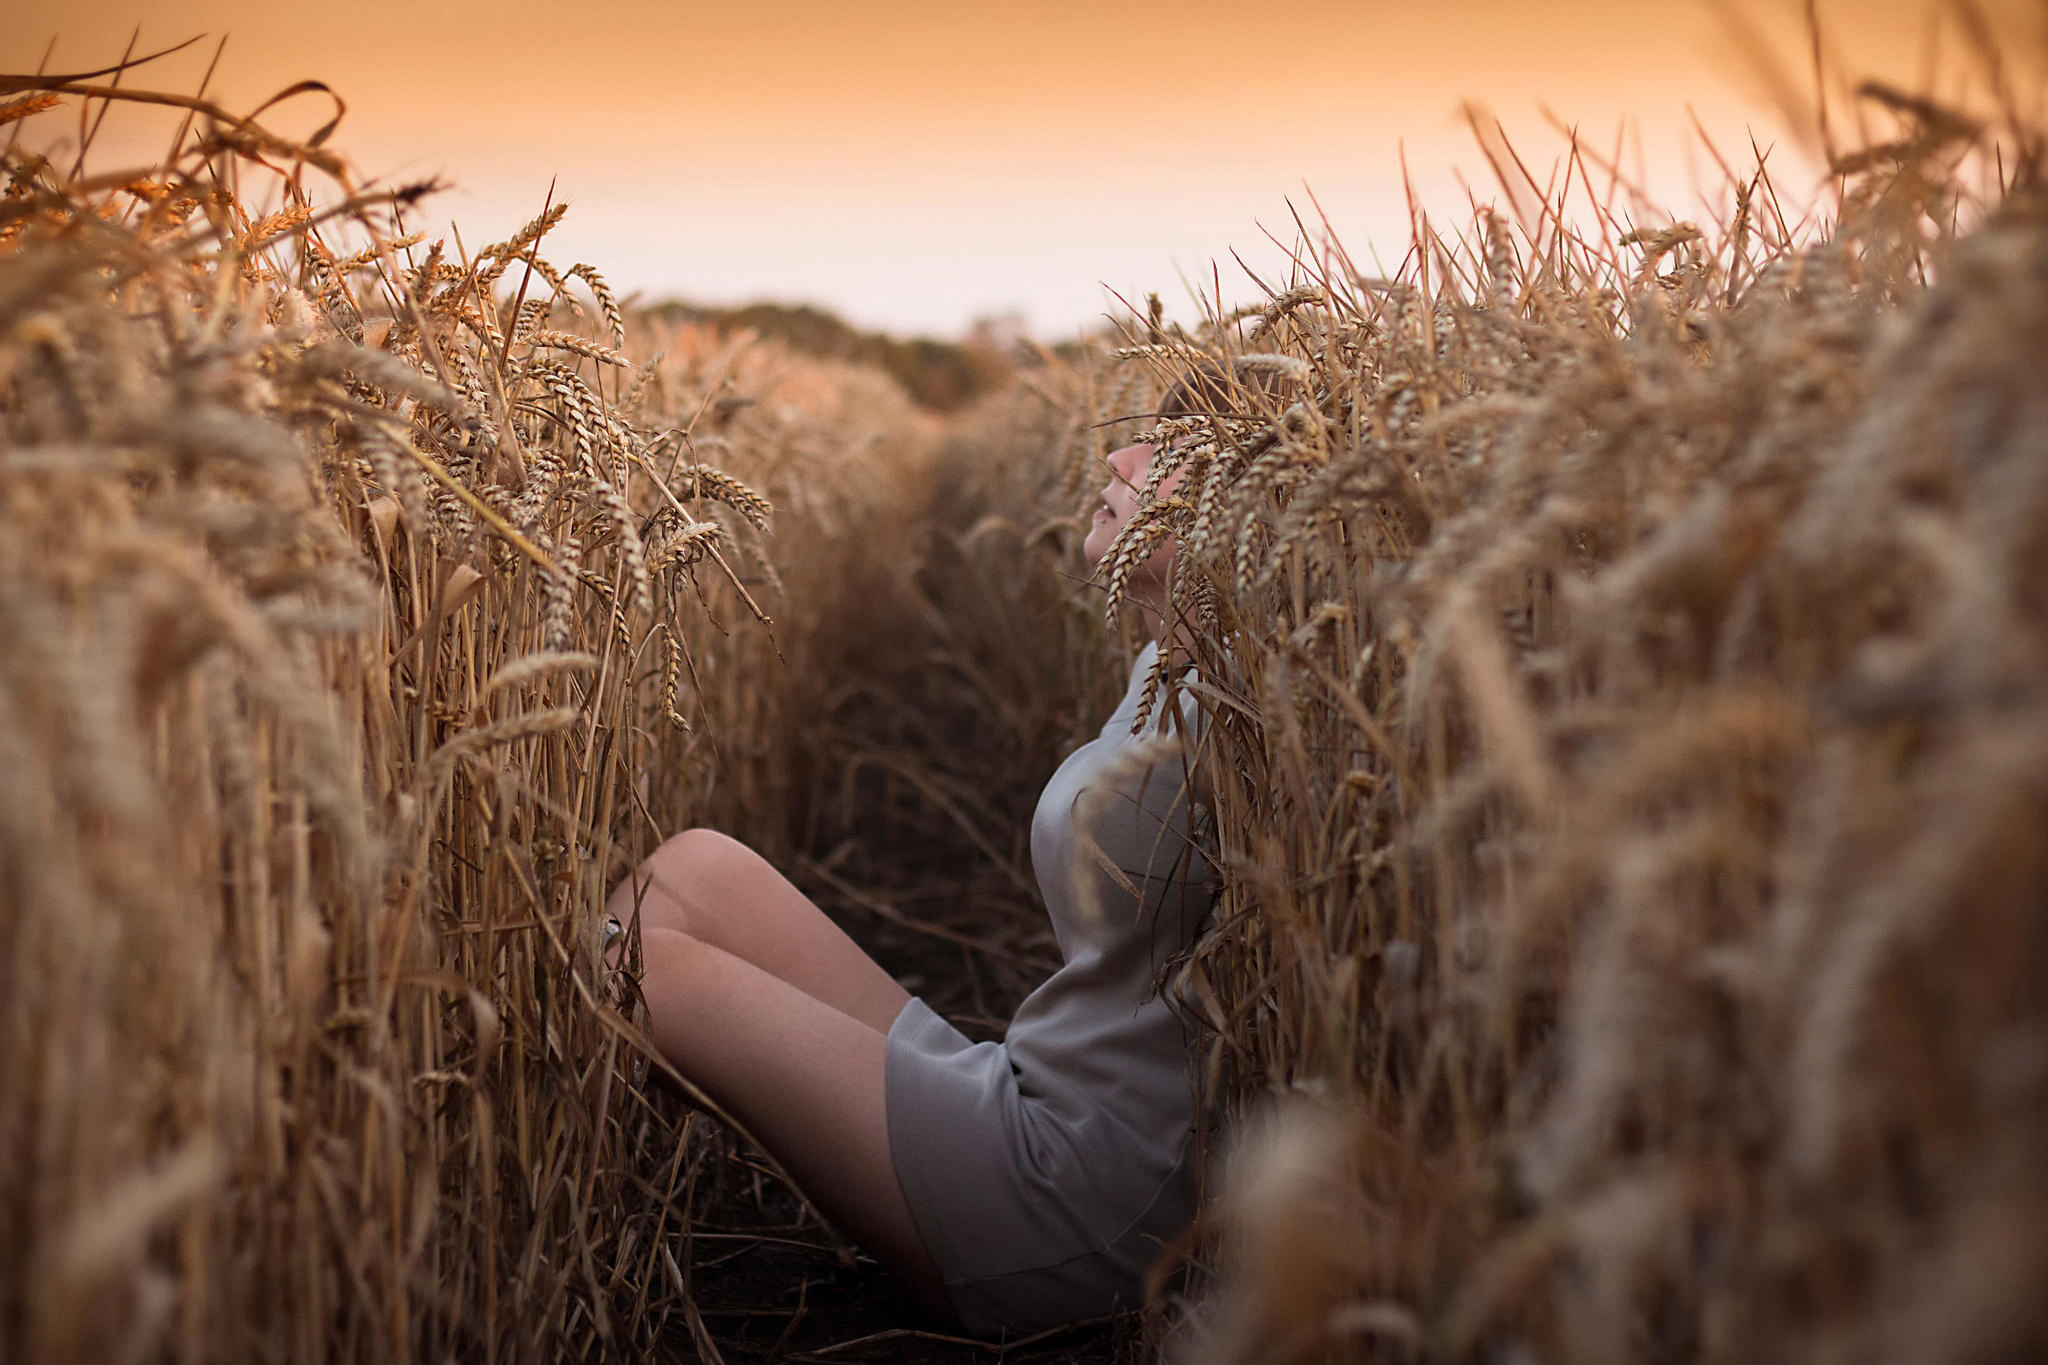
[1,43,2044,1365]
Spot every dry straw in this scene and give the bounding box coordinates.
[1057,74,2048,1365]
[0,60,936,1363]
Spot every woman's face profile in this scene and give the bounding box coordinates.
[1084,441,1181,596]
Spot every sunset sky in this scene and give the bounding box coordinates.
[7,1,2027,336]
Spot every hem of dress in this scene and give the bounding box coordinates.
[884,997,968,1295]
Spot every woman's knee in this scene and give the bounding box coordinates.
[613,827,763,938]
[652,826,754,878]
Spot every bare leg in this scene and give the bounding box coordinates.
[606,828,909,1032]
[606,832,951,1317]
[636,926,954,1321]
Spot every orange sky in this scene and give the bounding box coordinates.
[6,1,2029,336]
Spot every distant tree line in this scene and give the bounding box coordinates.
[644,300,1021,412]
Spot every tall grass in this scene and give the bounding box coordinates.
[0,70,937,1361]
[1069,81,2048,1365]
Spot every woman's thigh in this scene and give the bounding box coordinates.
[607,828,909,1034]
[636,927,952,1321]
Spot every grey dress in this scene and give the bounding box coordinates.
[884,641,1218,1334]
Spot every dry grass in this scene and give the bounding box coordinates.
[0,70,941,1362]
[1057,80,2048,1365]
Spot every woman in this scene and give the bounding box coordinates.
[606,377,1222,1335]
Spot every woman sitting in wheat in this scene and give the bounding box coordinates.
[605,371,1227,1335]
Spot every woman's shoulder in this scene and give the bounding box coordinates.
[1112,639,1208,740]
[1100,641,1163,735]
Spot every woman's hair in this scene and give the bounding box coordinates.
[1154,357,1289,421]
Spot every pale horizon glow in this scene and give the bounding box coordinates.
[6,1,2022,338]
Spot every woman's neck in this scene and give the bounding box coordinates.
[1127,575,1169,643]
[1138,602,1163,642]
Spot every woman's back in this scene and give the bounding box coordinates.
[884,640,1218,1333]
